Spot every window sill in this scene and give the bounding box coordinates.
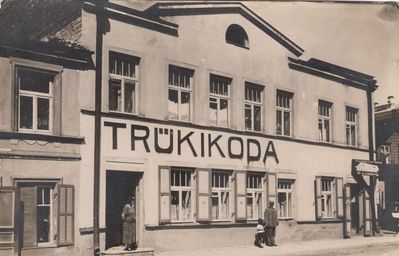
[22,244,57,250]
[108,110,138,116]
[0,131,84,144]
[146,221,255,230]
[297,219,343,224]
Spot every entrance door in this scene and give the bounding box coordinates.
[0,187,19,256]
[106,171,141,249]
[350,184,362,234]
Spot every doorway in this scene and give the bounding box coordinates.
[350,184,363,234]
[106,170,141,249]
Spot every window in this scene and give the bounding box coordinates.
[108,51,140,113]
[17,68,54,133]
[209,74,231,127]
[276,90,293,136]
[245,83,263,132]
[377,145,391,164]
[225,24,249,48]
[318,100,332,142]
[321,178,334,218]
[18,182,74,247]
[211,170,232,220]
[168,65,194,121]
[346,107,358,146]
[170,168,193,222]
[278,179,294,219]
[246,172,264,220]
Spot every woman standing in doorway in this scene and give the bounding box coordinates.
[122,195,137,251]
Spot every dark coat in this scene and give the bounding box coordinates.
[264,206,279,227]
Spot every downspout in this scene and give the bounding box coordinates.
[366,86,377,236]
[93,1,105,255]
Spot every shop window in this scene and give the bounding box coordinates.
[245,83,263,132]
[315,176,343,220]
[17,68,55,133]
[246,172,264,220]
[225,24,249,48]
[276,90,293,136]
[345,107,358,146]
[168,65,194,121]
[18,182,74,247]
[170,168,193,222]
[209,74,231,127]
[108,51,140,114]
[277,179,294,219]
[211,170,232,221]
[318,100,332,142]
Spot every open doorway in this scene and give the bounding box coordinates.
[350,184,363,234]
[106,170,142,249]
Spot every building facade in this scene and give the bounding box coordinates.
[0,1,380,255]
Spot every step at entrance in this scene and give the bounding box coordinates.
[102,246,154,256]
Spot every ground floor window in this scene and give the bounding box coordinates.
[277,179,294,219]
[321,177,334,218]
[246,172,264,220]
[211,170,232,221]
[170,168,193,222]
[17,181,74,247]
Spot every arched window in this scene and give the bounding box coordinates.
[225,24,249,48]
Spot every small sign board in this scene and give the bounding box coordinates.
[353,160,380,176]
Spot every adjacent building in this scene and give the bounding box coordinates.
[0,1,381,255]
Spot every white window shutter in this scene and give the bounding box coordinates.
[235,170,247,220]
[159,166,171,223]
[57,184,74,246]
[315,176,322,220]
[336,177,344,218]
[196,168,211,222]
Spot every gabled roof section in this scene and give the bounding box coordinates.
[288,57,378,92]
[143,1,304,57]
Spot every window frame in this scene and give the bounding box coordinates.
[246,172,264,220]
[276,90,293,136]
[211,170,233,221]
[245,83,264,132]
[225,24,250,49]
[321,177,335,219]
[168,65,194,122]
[108,51,140,114]
[16,67,56,134]
[345,106,358,146]
[277,179,294,220]
[318,100,332,143]
[209,74,231,127]
[170,168,194,223]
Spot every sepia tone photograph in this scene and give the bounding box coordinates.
[0,0,398,255]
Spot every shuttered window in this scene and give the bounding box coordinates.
[57,185,74,246]
[246,172,264,220]
[314,176,342,220]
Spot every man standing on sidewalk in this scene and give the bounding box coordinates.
[264,201,279,247]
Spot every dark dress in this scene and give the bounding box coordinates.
[122,203,136,245]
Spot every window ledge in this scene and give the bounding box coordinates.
[297,219,343,224]
[145,221,256,230]
[0,131,84,144]
[22,244,58,250]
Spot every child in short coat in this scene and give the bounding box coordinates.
[255,218,265,248]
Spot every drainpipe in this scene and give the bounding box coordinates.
[93,1,105,255]
[366,87,377,236]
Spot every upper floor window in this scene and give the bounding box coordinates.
[318,100,332,142]
[209,74,231,127]
[377,145,391,164]
[211,170,232,221]
[278,179,294,219]
[246,172,264,220]
[17,68,55,133]
[276,90,293,136]
[225,24,249,48]
[346,107,358,146]
[168,65,194,121]
[108,51,140,114]
[245,83,264,132]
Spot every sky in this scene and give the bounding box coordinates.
[244,1,399,105]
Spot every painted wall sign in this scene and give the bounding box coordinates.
[104,121,279,164]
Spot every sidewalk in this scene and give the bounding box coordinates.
[155,235,399,256]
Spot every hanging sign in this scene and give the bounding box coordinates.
[354,160,380,176]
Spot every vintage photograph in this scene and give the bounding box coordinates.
[0,0,398,255]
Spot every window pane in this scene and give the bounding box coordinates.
[19,69,51,93]
[219,99,228,126]
[171,191,179,221]
[180,91,190,121]
[211,192,219,219]
[278,192,287,218]
[254,105,261,131]
[319,119,323,141]
[37,206,50,243]
[255,192,262,218]
[247,194,253,219]
[37,98,50,130]
[20,96,33,129]
[220,192,229,219]
[324,119,330,141]
[283,111,290,136]
[288,192,292,217]
[245,105,252,130]
[276,110,282,135]
[351,126,356,146]
[209,98,217,126]
[37,188,43,205]
[181,191,191,221]
[124,81,135,113]
[168,89,178,120]
[109,79,122,111]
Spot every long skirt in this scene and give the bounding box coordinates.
[122,221,136,244]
